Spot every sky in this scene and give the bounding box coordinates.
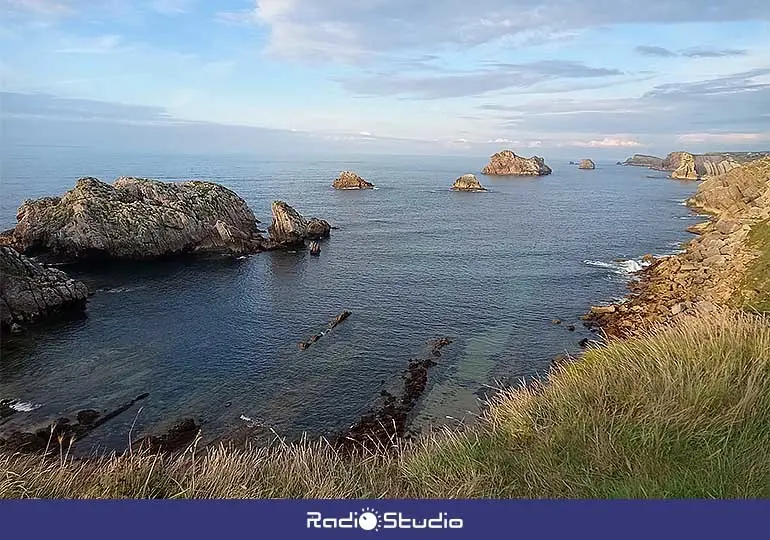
[1,0,769,158]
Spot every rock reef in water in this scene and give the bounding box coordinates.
[451,174,487,192]
[0,177,265,262]
[333,171,374,190]
[267,201,331,247]
[623,154,664,168]
[0,246,89,333]
[578,159,596,170]
[482,150,552,176]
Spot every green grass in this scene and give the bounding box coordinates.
[2,311,769,499]
[740,220,770,313]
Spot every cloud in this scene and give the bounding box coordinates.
[569,137,643,148]
[54,34,123,54]
[475,68,770,152]
[150,0,194,15]
[677,132,770,144]
[340,60,625,99]
[635,45,747,58]
[236,0,769,63]
[0,0,73,16]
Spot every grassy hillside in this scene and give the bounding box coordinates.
[2,310,769,499]
[740,220,770,313]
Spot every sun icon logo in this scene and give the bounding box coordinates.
[357,507,382,531]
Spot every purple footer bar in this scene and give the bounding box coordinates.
[1,499,767,539]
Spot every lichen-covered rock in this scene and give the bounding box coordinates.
[333,171,374,190]
[451,174,487,192]
[578,159,596,170]
[482,150,552,176]
[267,201,331,247]
[3,177,265,262]
[671,152,700,180]
[0,246,89,332]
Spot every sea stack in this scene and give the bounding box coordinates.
[333,171,374,190]
[482,150,552,176]
[578,159,596,170]
[671,152,700,181]
[0,177,265,262]
[451,174,487,192]
[267,201,331,247]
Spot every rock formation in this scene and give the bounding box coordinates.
[451,174,487,192]
[267,201,331,247]
[584,157,770,337]
[671,152,700,180]
[482,150,552,176]
[1,177,265,262]
[0,246,89,333]
[578,159,596,170]
[333,171,374,190]
[623,154,664,168]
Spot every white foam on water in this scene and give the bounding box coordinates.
[239,414,252,422]
[584,258,650,276]
[96,286,148,294]
[9,400,41,412]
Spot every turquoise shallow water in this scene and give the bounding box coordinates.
[0,147,701,451]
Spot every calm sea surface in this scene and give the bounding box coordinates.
[0,147,701,451]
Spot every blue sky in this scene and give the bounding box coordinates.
[1,0,769,157]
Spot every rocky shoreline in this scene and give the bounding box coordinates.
[585,157,770,337]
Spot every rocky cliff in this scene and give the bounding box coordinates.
[584,157,770,336]
[671,152,700,180]
[267,201,331,247]
[1,177,265,262]
[333,171,374,190]
[1,246,89,333]
[578,159,596,170]
[623,154,664,168]
[451,174,487,192]
[482,150,552,176]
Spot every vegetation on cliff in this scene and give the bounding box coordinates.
[1,311,768,499]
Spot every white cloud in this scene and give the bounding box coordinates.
[569,137,643,148]
[677,132,770,144]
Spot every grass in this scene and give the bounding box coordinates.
[2,310,769,498]
[740,219,770,313]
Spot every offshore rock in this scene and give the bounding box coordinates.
[482,150,552,176]
[0,246,89,333]
[451,174,487,192]
[3,177,265,262]
[267,201,331,247]
[578,159,596,170]
[333,171,374,190]
[671,152,700,180]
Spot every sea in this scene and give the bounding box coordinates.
[0,147,703,452]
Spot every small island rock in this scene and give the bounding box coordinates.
[2,177,265,262]
[267,201,331,247]
[482,150,552,176]
[578,159,596,170]
[451,174,487,192]
[333,171,374,190]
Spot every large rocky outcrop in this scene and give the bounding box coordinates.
[1,177,265,262]
[451,174,487,192]
[584,157,770,337]
[623,154,664,168]
[266,201,331,247]
[482,150,552,176]
[671,152,700,180]
[333,171,374,190]
[1,246,89,333]
[578,159,596,170]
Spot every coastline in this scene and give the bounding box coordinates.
[585,157,770,337]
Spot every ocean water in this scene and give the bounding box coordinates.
[0,147,702,451]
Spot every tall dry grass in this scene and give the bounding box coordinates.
[2,310,768,498]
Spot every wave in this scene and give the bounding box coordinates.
[584,258,649,276]
[6,400,41,412]
[95,286,148,294]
